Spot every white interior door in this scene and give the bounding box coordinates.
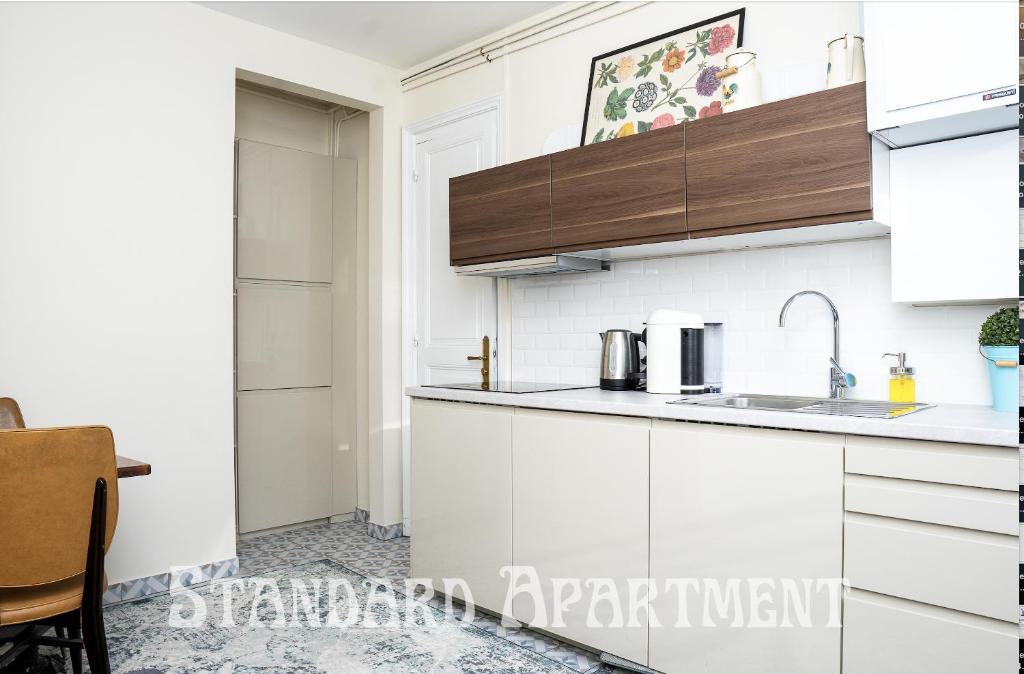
[412,108,499,386]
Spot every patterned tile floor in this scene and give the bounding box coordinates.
[236,520,634,674]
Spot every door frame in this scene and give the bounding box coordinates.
[401,94,509,533]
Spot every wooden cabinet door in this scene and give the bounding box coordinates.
[449,156,552,265]
[685,83,872,237]
[649,421,843,674]
[410,399,512,614]
[512,409,650,665]
[550,123,686,250]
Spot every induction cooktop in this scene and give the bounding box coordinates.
[424,381,596,394]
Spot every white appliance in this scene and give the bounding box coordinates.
[644,310,705,394]
[863,1,1017,148]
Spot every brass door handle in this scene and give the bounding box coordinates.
[468,336,490,388]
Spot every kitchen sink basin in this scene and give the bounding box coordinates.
[672,394,933,418]
[695,394,816,411]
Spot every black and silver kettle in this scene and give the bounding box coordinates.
[598,330,645,390]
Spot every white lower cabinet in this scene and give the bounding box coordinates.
[410,399,512,614]
[842,589,1017,674]
[512,409,650,665]
[648,422,844,674]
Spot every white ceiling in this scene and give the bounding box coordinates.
[202,1,559,69]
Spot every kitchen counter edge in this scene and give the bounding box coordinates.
[405,386,1017,448]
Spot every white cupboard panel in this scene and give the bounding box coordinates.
[236,140,332,283]
[889,131,1017,303]
[844,513,1016,622]
[512,409,650,665]
[842,589,1016,674]
[845,474,1016,535]
[864,2,1017,145]
[236,282,331,391]
[649,422,843,674]
[410,399,512,614]
[845,435,1017,491]
[237,388,332,533]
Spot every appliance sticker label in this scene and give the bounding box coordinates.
[982,88,1016,100]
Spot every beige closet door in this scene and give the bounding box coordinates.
[236,139,333,283]
[235,137,335,534]
[236,282,332,391]
[237,388,332,533]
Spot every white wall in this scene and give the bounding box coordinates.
[403,2,862,158]
[0,2,401,583]
[511,239,1003,405]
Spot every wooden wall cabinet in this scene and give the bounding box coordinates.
[685,83,873,238]
[550,123,686,250]
[448,84,881,265]
[449,155,552,265]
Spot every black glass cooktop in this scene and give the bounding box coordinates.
[424,381,596,394]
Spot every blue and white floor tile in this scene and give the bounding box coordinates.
[88,518,615,673]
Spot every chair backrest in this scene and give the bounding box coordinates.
[0,398,25,429]
[0,426,119,587]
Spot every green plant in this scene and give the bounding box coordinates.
[978,307,1019,346]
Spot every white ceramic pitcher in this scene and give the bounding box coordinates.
[826,34,865,89]
[721,50,762,112]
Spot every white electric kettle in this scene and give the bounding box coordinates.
[826,33,865,89]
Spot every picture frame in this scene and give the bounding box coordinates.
[580,8,745,146]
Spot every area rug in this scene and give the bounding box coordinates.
[102,559,576,674]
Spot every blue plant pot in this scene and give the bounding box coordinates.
[982,345,1019,412]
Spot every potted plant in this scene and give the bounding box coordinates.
[978,307,1019,412]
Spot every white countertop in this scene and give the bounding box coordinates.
[406,386,1018,447]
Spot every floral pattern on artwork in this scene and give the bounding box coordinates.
[583,9,743,144]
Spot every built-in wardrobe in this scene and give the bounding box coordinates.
[233,82,361,534]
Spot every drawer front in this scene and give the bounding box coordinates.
[844,474,1016,535]
[845,435,1016,490]
[842,589,1016,674]
[844,513,1016,621]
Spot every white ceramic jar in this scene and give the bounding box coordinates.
[826,33,865,88]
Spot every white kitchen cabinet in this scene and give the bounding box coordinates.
[842,588,1017,674]
[236,282,332,390]
[889,130,1016,304]
[236,139,333,283]
[511,409,650,665]
[649,422,843,674]
[237,388,332,533]
[864,2,1017,147]
[410,399,512,614]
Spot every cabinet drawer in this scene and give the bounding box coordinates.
[844,513,1016,621]
[842,589,1016,674]
[844,474,1016,535]
[845,435,1016,490]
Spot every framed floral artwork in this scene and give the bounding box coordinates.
[580,8,745,145]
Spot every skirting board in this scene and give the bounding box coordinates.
[103,557,240,605]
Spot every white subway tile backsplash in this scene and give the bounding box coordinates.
[511,239,1002,405]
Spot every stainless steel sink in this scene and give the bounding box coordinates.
[672,394,933,418]
[695,394,817,411]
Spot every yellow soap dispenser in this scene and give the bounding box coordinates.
[883,352,916,403]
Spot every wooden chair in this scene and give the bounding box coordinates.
[0,426,119,674]
[0,397,25,429]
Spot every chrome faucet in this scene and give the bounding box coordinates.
[778,290,855,399]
